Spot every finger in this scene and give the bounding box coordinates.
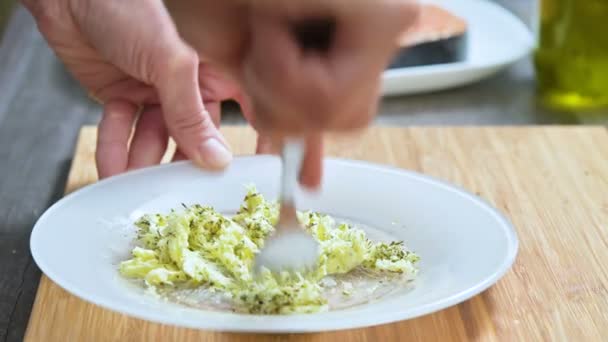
[73,0,234,171]
[171,148,188,162]
[204,101,221,128]
[255,134,279,155]
[324,4,411,131]
[299,134,324,190]
[164,1,249,72]
[154,48,232,170]
[93,78,159,106]
[127,105,169,170]
[96,100,139,179]
[242,13,312,133]
[234,92,255,124]
[170,100,219,163]
[255,133,323,188]
[243,1,418,133]
[198,63,238,128]
[171,64,238,162]
[198,63,241,105]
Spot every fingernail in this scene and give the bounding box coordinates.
[198,138,232,169]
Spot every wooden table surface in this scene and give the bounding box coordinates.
[23,125,608,341]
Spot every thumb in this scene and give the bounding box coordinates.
[68,0,232,170]
[155,48,232,170]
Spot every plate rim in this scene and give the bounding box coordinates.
[30,157,519,333]
[381,0,535,95]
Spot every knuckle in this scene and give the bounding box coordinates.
[135,114,168,141]
[97,102,138,144]
[27,0,68,31]
[153,45,199,83]
[347,111,375,129]
[103,101,138,120]
[305,96,336,128]
[335,105,376,131]
[171,109,213,135]
[170,46,198,71]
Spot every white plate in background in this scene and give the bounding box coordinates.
[382,0,534,96]
[30,158,518,333]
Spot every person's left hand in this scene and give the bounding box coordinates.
[22,0,284,184]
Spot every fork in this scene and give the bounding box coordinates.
[254,138,320,273]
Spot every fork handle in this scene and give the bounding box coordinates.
[279,138,305,221]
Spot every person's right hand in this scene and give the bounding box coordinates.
[167,0,419,185]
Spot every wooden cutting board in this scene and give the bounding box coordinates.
[24,126,608,342]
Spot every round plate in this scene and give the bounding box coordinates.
[30,158,518,333]
[381,0,534,96]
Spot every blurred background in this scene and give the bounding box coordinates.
[2,0,605,131]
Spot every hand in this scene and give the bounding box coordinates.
[168,0,418,132]
[166,0,419,184]
[24,0,418,189]
[22,0,249,180]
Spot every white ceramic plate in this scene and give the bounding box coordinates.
[381,0,535,96]
[30,158,518,333]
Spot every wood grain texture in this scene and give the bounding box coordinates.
[0,7,103,342]
[24,126,608,342]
